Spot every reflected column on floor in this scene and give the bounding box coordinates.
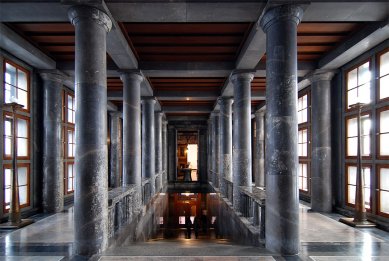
[68,5,112,256]
[260,4,303,255]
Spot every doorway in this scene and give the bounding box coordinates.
[177,131,199,181]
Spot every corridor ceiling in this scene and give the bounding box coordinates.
[1,0,388,120]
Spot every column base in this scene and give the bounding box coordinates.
[0,219,34,229]
[339,217,376,228]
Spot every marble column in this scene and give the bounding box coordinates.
[260,4,303,255]
[254,109,265,188]
[68,5,112,256]
[167,126,177,182]
[231,72,253,212]
[211,111,220,188]
[207,119,213,180]
[155,111,163,192]
[40,70,65,213]
[142,98,156,195]
[109,112,121,188]
[162,120,168,186]
[310,70,335,213]
[121,72,143,187]
[219,97,233,196]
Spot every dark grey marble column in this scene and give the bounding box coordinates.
[167,125,177,182]
[142,98,156,195]
[260,4,303,255]
[254,109,265,188]
[211,111,220,188]
[155,111,163,191]
[310,70,335,213]
[40,70,65,213]
[231,72,253,212]
[68,5,112,256]
[162,120,168,186]
[219,97,233,196]
[121,72,143,187]
[207,119,213,180]
[109,111,121,188]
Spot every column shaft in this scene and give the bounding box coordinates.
[40,71,64,213]
[311,71,334,212]
[167,126,177,182]
[232,72,253,211]
[155,112,163,191]
[254,110,265,187]
[162,120,168,186]
[109,112,121,188]
[211,112,220,187]
[142,98,156,195]
[219,98,233,196]
[260,4,303,255]
[121,72,143,187]
[68,5,112,256]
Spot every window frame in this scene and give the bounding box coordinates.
[298,90,311,194]
[345,111,372,159]
[377,106,389,160]
[377,164,389,218]
[345,163,372,211]
[62,89,75,195]
[377,48,389,103]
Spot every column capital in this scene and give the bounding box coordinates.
[68,5,112,32]
[210,110,220,117]
[230,70,254,83]
[119,70,144,83]
[109,111,121,118]
[309,69,336,83]
[39,70,67,84]
[217,96,234,105]
[155,111,164,117]
[255,108,266,118]
[141,97,156,104]
[260,4,303,33]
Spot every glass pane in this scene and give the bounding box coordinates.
[19,186,28,205]
[298,144,303,156]
[5,63,17,85]
[380,133,389,155]
[358,83,371,104]
[68,178,73,192]
[303,178,307,191]
[358,62,370,85]
[17,89,28,109]
[4,118,12,136]
[17,118,28,138]
[348,166,357,185]
[347,137,357,156]
[380,51,389,77]
[298,111,303,124]
[361,116,370,136]
[4,168,12,187]
[362,135,370,156]
[347,88,358,108]
[68,164,74,178]
[364,187,370,208]
[348,185,356,204]
[302,95,307,108]
[17,138,28,157]
[380,110,389,133]
[68,95,73,110]
[302,108,307,123]
[18,167,28,186]
[18,70,28,91]
[4,137,12,155]
[379,75,389,100]
[5,188,11,208]
[299,177,303,190]
[380,168,389,191]
[347,68,358,90]
[363,168,371,186]
[347,118,357,137]
[4,84,14,104]
[302,164,307,177]
[380,191,389,214]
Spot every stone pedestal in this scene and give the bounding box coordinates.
[142,98,156,195]
[219,97,233,196]
[310,70,335,213]
[231,72,254,212]
[40,70,65,213]
[68,5,112,256]
[260,4,303,255]
[254,110,265,188]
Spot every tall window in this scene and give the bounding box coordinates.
[378,50,389,101]
[346,114,371,157]
[63,91,75,194]
[2,60,31,212]
[346,165,371,209]
[346,61,371,108]
[298,92,310,193]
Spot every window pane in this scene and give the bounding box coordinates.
[4,83,14,104]
[348,185,356,204]
[347,68,358,89]
[380,168,389,191]
[380,133,389,155]
[5,188,11,209]
[362,135,370,156]
[5,63,17,85]
[68,178,73,192]
[18,70,28,91]
[68,95,73,110]
[380,51,389,77]
[364,187,370,208]
[380,110,389,133]
[17,89,28,109]
[347,137,357,156]
[18,167,28,186]
[4,118,12,136]
[19,186,28,205]
[348,166,357,185]
[358,62,370,85]
[380,75,389,100]
[17,138,28,157]
[17,118,28,138]
[347,88,358,108]
[361,116,371,136]
[347,118,358,137]
[303,178,307,191]
[4,137,12,155]
[358,83,371,104]
[4,168,12,187]
[380,191,389,214]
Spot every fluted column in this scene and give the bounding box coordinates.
[155,111,163,192]
[109,111,121,188]
[68,5,112,256]
[260,4,303,255]
[121,72,143,187]
[219,97,233,196]
[310,70,335,213]
[40,70,65,213]
[254,109,265,188]
[142,98,156,195]
[231,72,253,212]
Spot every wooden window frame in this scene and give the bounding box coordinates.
[345,111,372,159]
[377,106,389,160]
[63,91,75,125]
[2,163,31,213]
[377,164,389,218]
[62,89,75,195]
[345,59,372,112]
[377,48,389,103]
[298,161,310,194]
[64,162,75,194]
[345,163,372,211]
[3,59,30,113]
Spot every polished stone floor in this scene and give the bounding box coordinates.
[0,204,388,261]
